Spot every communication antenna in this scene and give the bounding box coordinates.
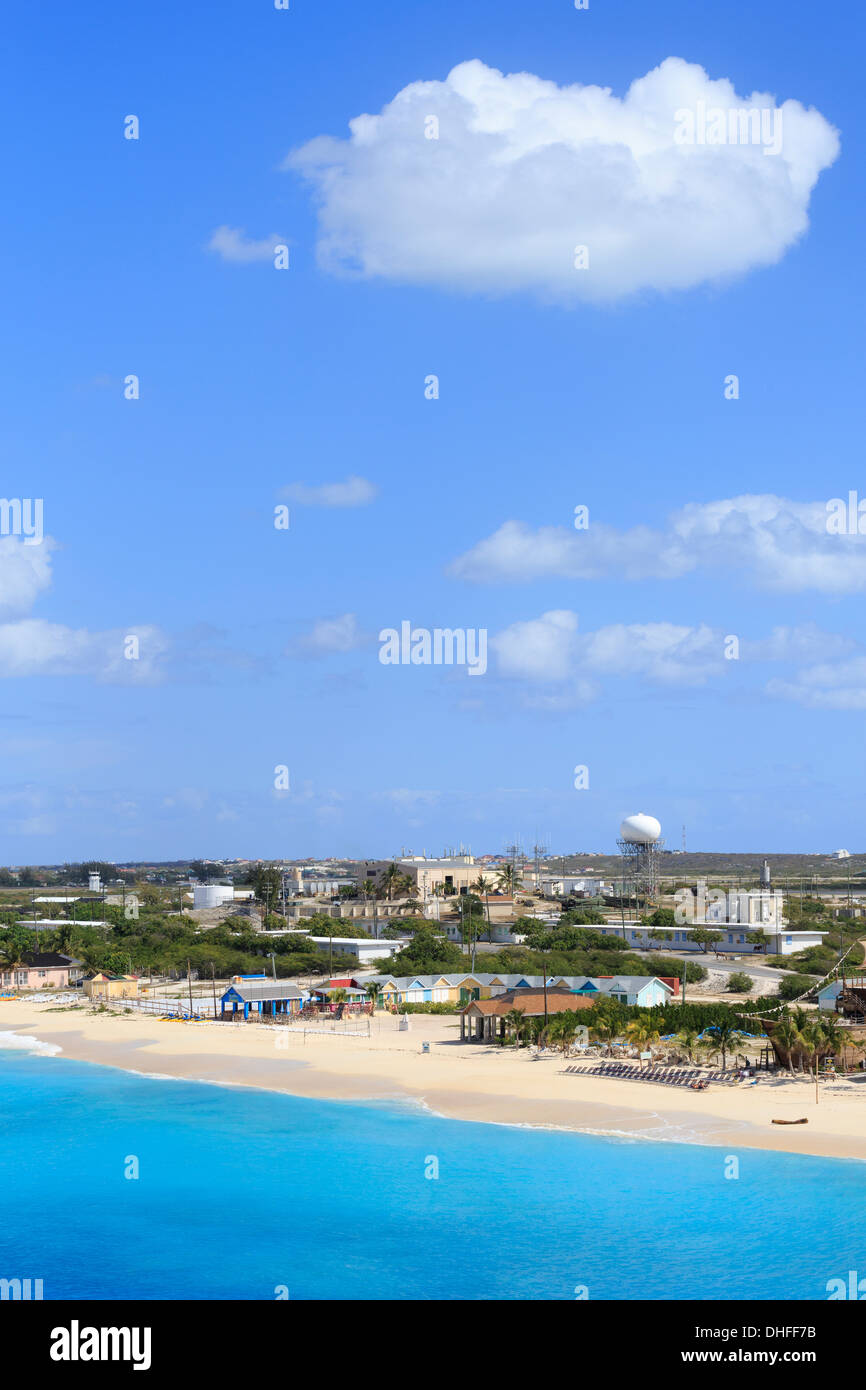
[532,841,548,892]
[504,841,523,891]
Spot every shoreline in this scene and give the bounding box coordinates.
[2,1002,865,1161]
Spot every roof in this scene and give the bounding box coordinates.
[363,971,671,993]
[221,981,304,1003]
[19,952,83,968]
[590,976,674,994]
[461,990,595,1018]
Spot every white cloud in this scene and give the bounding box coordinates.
[581,621,722,684]
[768,658,866,710]
[298,612,372,655]
[287,57,839,303]
[742,624,855,663]
[281,475,378,507]
[451,495,866,594]
[493,609,581,681]
[206,225,285,263]
[489,612,866,713]
[492,611,724,687]
[0,620,170,682]
[0,537,55,618]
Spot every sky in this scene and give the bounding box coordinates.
[1,0,864,863]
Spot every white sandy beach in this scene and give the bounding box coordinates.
[2,999,864,1161]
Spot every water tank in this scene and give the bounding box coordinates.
[619,814,661,845]
[193,884,235,909]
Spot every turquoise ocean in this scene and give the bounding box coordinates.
[1,1041,863,1300]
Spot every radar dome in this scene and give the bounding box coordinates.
[619,814,661,845]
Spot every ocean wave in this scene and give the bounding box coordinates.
[0,1031,62,1057]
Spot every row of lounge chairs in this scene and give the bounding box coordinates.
[563,1060,743,1089]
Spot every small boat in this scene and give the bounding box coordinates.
[771,1117,809,1125]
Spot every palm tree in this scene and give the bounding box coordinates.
[590,1014,621,1056]
[473,875,493,940]
[0,926,33,977]
[800,1016,829,1069]
[771,1013,802,1075]
[545,1013,579,1055]
[625,1016,661,1058]
[818,1014,843,1068]
[379,864,403,901]
[676,1028,701,1064]
[503,1007,526,1046]
[365,982,381,1013]
[496,864,518,896]
[700,1019,746,1072]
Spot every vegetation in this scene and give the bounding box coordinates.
[727,972,755,994]
[380,926,466,974]
[396,1001,457,1015]
[777,973,819,1002]
[0,917,355,982]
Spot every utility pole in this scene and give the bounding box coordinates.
[187,960,194,1017]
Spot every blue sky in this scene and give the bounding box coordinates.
[1,0,864,862]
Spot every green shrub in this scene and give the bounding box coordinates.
[727,972,754,994]
[778,973,818,1001]
[397,1001,457,1015]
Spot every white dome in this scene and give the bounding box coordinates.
[619,814,661,845]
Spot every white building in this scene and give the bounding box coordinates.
[590,920,825,956]
[304,936,408,964]
[704,889,785,929]
[539,876,608,897]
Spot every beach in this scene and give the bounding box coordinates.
[2,999,864,1161]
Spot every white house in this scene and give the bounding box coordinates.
[591,920,826,956]
[304,936,408,964]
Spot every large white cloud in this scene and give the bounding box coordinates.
[492,612,725,686]
[490,612,857,710]
[451,495,866,594]
[287,57,839,302]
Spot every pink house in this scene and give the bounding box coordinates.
[0,953,84,992]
